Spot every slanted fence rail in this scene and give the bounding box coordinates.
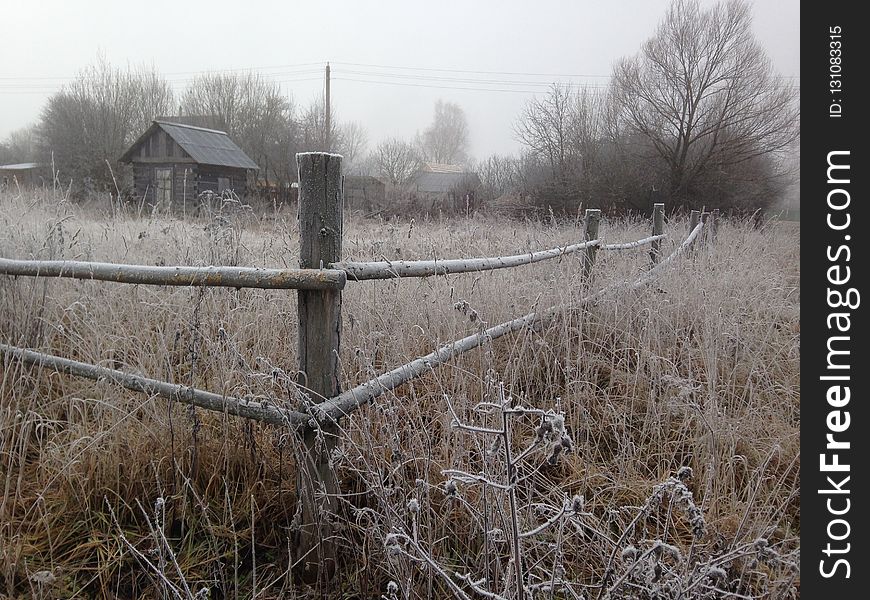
[0,153,717,576]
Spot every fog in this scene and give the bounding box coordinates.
[0,0,798,160]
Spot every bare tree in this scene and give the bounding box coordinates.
[513,84,610,211]
[339,121,369,174]
[370,138,420,185]
[514,83,575,174]
[610,0,799,206]
[38,57,174,194]
[181,72,300,187]
[418,100,470,165]
[299,94,339,152]
[0,125,39,164]
[130,64,175,136]
[475,154,520,200]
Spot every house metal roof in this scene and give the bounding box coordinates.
[120,121,259,170]
[0,162,40,170]
[421,162,464,174]
[413,170,481,194]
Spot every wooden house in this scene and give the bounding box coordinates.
[344,175,386,212]
[119,121,258,209]
[411,163,482,212]
[0,162,42,188]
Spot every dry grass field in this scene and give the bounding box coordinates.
[0,189,799,599]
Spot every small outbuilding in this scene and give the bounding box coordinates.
[411,163,482,212]
[119,121,258,209]
[0,162,42,188]
[344,175,386,212]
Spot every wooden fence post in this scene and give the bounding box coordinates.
[688,209,700,255]
[700,211,711,251]
[295,152,343,580]
[582,208,601,281]
[711,208,720,243]
[650,202,664,267]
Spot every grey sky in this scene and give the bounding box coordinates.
[0,0,799,159]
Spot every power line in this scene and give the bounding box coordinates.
[337,68,603,87]
[0,62,326,81]
[332,76,608,94]
[332,60,800,81]
[332,60,612,79]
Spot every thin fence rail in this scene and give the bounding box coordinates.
[330,233,668,281]
[314,223,701,422]
[0,224,701,428]
[0,343,309,425]
[0,257,346,291]
[599,234,666,250]
[332,239,600,280]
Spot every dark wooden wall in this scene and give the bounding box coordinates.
[196,165,249,196]
[128,128,251,208]
[131,164,197,206]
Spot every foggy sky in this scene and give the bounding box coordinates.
[0,0,799,160]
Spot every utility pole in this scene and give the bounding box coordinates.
[325,62,331,151]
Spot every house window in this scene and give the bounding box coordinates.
[218,177,230,193]
[156,167,172,207]
[165,133,173,157]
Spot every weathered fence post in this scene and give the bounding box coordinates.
[295,152,343,580]
[650,202,664,267]
[688,209,700,255]
[700,211,711,251]
[582,208,601,281]
[711,208,720,243]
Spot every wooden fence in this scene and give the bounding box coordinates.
[0,153,715,578]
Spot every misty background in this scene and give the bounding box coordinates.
[0,0,799,214]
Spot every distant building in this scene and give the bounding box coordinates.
[0,162,42,188]
[411,163,482,212]
[344,175,386,212]
[119,121,258,209]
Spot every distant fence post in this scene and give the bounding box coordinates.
[711,208,720,243]
[583,208,601,281]
[650,203,664,267]
[700,211,711,251]
[295,152,343,580]
[688,210,700,255]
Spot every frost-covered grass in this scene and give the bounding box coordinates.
[0,188,799,598]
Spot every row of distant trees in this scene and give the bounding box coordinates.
[473,0,799,214]
[0,54,468,198]
[2,0,797,214]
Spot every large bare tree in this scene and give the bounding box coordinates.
[181,72,300,187]
[298,96,368,172]
[418,100,470,165]
[610,0,798,206]
[514,83,575,173]
[38,57,174,193]
[370,138,420,185]
[475,154,521,201]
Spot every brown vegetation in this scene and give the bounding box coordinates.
[0,189,799,598]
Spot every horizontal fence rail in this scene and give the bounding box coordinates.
[0,344,310,426]
[314,223,701,423]
[0,257,346,291]
[0,223,704,429]
[600,234,667,250]
[332,233,670,282]
[331,239,600,280]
